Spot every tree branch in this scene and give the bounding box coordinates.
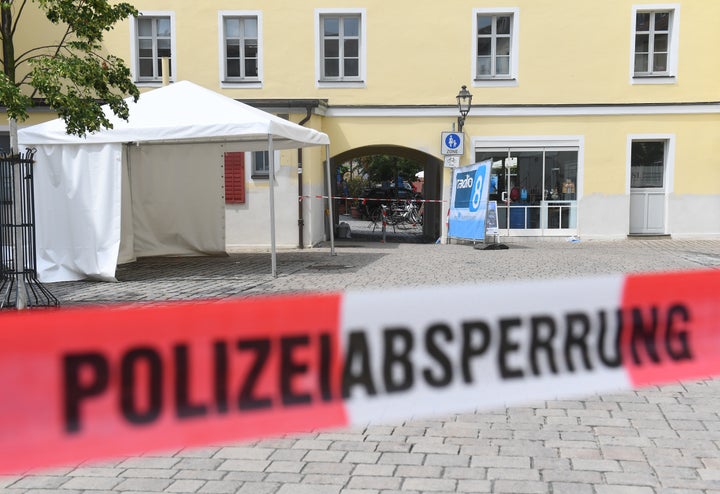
[14,44,67,66]
[11,0,29,37]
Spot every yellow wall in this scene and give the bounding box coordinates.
[102,0,720,105]
[324,111,720,197]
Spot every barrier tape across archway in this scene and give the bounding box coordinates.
[1,268,718,473]
[298,194,449,203]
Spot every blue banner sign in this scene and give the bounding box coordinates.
[448,160,492,240]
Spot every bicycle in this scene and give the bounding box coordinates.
[371,199,422,231]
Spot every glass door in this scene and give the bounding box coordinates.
[477,150,510,230]
[507,150,543,233]
[542,150,578,231]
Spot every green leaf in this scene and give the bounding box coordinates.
[2,0,139,136]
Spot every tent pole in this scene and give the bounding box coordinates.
[325,144,335,256]
[268,135,277,277]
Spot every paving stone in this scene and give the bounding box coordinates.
[301,473,349,485]
[213,447,275,460]
[401,477,456,491]
[346,475,402,490]
[377,452,424,465]
[304,450,347,462]
[351,464,395,476]
[276,483,341,493]
[165,479,206,493]
[216,459,270,472]
[570,458,622,472]
[173,458,225,470]
[120,468,176,478]
[172,470,227,481]
[342,452,381,464]
[549,482,595,493]
[470,455,530,468]
[58,476,124,490]
[113,477,173,491]
[269,449,308,461]
[443,466,488,480]
[196,479,244,493]
[491,479,548,493]
[117,457,180,469]
[395,465,442,478]
[455,479,493,492]
[235,482,281,494]
[9,476,69,489]
[302,462,354,475]
[487,467,541,481]
[265,460,305,473]
[595,486,655,494]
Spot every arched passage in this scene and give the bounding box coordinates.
[330,145,444,241]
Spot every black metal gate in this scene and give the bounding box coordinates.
[0,149,58,308]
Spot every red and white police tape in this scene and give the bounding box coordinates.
[1,268,719,473]
[298,194,448,203]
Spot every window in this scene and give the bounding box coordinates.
[224,152,245,204]
[220,12,262,84]
[631,5,679,83]
[473,9,519,86]
[316,9,366,87]
[475,136,583,234]
[133,13,174,83]
[477,15,511,77]
[251,151,269,178]
[630,141,665,188]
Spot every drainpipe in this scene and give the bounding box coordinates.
[297,106,312,248]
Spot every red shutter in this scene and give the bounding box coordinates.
[224,152,245,204]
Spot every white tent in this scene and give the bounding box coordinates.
[19,81,333,282]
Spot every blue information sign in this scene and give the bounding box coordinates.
[441,132,464,155]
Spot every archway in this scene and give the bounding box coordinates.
[331,145,444,242]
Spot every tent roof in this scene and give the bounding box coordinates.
[18,81,329,150]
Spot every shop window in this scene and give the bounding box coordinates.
[476,147,578,231]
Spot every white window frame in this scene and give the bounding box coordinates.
[625,134,675,194]
[315,8,367,88]
[630,4,680,85]
[472,8,519,88]
[250,151,269,179]
[130,11,176,86]
[218,11,263,88]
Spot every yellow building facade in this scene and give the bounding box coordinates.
[8,0,720,246]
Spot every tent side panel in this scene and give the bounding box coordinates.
[34,144,123,282]
[118,146,136,264]
[129,143,226,258]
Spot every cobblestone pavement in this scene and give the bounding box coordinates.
[4,235,720,493]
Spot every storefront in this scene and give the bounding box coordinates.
[475,138,580,237]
